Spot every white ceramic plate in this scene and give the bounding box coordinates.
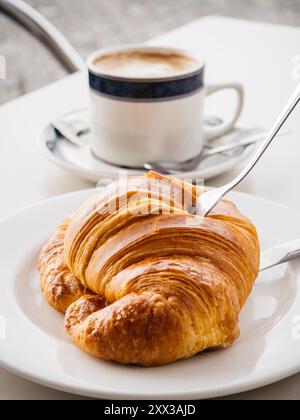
[0,189,300,400]
[37,109,261,182]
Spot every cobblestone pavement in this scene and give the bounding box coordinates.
[1,0,300,104]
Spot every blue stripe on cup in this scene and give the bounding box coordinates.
[89,70,204,101]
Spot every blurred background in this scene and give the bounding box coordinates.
[0,0,300,105]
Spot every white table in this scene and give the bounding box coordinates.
[1,16,300,400]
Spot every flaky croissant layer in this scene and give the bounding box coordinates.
[39,172,260,366]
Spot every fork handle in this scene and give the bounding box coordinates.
[195,83,300,217]
[223,83,300,196]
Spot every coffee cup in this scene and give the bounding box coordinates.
[87,45,244,168]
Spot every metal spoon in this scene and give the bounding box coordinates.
[193,83,300,216]
[145,131,288,174]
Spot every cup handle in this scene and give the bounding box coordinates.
[204,83,244,141]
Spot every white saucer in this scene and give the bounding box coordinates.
[38,109,261,182]
[0,189,300,399]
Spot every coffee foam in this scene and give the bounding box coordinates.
[93,51,199,79]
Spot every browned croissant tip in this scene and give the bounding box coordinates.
[65,294,107,335]
[38,173,260,366]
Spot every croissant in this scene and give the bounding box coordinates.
[39,172,260,366]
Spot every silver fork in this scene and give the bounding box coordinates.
[193,83,300,216]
